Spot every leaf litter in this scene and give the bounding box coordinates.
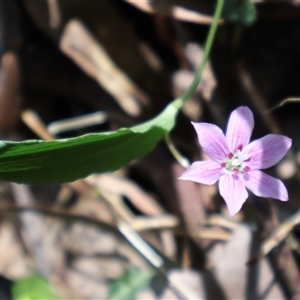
[0,0,300,299]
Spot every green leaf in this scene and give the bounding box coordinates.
[12,274,58,300]
[0,0,224,185]
[222,0,257,26]
[0,99,181,184]
[108,267,153,300]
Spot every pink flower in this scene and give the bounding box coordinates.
[179,106,292,216]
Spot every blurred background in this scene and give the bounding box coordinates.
[1,0,300,299]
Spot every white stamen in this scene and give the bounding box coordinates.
[222,149,250,176]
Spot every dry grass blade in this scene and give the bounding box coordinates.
[47,0,61,29]
[100,189,135,223]
[0,52,23,130]
[47,111,108,135]
[89,175,178,258]
[138,42,163,72]
[87,174,180,231]
[130,215,179,231]
[261,208,300,256]
[87,174,167,216]
[124,0,221,25]
[204,215,237,230]
[238,64,281,134]
[118,221,164,268]
[265,97,300,113]
[22,110,55,141]
[175,227,232,241]
[197,228,232,241]
[60,19,150,116]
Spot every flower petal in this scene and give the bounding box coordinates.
[242,134,292,169]
[179,160,221,185]
[226,106,254,152]
[243,170,288,201]
[219,173,248,216]
[192,122,228,163]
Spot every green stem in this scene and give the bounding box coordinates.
[165,0,224,168]
[175,0,224,109]
[132,0,224,133]
[165,132,190,168]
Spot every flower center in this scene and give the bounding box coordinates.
[221,146,251,176]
